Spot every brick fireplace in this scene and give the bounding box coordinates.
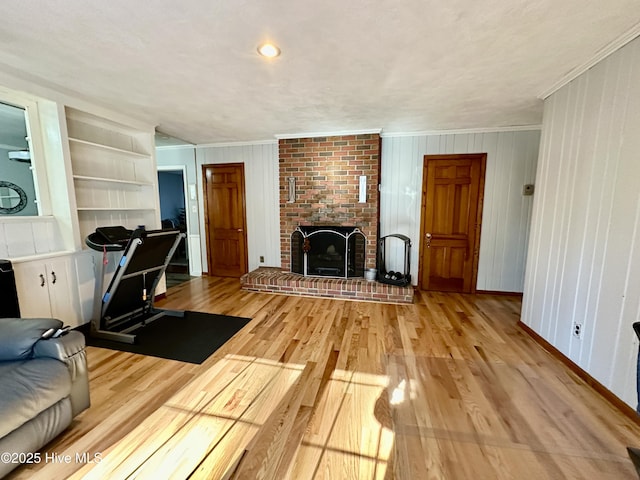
[279,133,380,272]
[240,132,413,304]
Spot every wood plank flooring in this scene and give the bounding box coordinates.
[9,276,640,479]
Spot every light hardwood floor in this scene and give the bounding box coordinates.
[10,276,640,479]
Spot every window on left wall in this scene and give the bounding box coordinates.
[0,90,43,217]
[0,100,39,216]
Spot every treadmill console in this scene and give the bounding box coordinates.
[86,226,133,251]
[96,226,133,244]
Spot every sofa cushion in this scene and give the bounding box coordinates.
[0,358,71,438]
[0,318,63,361]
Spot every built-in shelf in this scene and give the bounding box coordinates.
[68,137,150,158]
[73,175,153,186]
[66,107,159,241]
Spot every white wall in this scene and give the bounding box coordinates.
[522,37,640,409]
[0,216,63,259]
[381,130,540,291]
[156,146,202,276]
[191,133,538,288]
[196,142,280,273]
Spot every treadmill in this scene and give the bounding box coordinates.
[86,226,186,343]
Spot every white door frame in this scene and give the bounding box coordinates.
[157,165,192,274]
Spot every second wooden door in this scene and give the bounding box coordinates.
[203,163,248,277]
[419,154,486,293]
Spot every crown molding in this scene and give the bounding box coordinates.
[165,126,541,147]
[275,128,382,140]
[195,139,277,148]
[538,22,640,100]
[380,125,541,138]
[155,144,195,151]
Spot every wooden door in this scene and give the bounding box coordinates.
[419,154,486,292]
[203,163,248,277]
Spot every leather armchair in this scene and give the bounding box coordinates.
[0,318,90,477]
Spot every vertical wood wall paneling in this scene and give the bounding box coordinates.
[0,217,63,258]
[380,129,540,291]
[4,222,35,257]
[196,143,280,273]
[522,37,640,409]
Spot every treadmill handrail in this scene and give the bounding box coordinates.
[101,238,143,317]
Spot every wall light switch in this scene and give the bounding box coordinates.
[523,184,535,196]
[189,184,197,200]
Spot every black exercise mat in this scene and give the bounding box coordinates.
[79,311,251,364]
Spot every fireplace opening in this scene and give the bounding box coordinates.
[291,226,365,278]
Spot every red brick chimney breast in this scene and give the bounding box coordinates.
[279,134,380,273]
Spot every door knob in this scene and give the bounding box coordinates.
[425,233,432,248]
[237,228,243,232]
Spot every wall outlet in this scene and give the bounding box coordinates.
[573,323,582,338]
[259,256,264,263]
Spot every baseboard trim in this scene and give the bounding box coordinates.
[476,290,523,297]
[517,320,640,427]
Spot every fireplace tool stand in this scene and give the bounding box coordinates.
[377,234,411,287]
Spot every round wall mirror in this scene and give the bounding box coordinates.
[0,181,28,214]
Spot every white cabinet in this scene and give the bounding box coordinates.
[14,254,84,327]
[65,107,160,242]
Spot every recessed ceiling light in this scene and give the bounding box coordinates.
[257,43,281,58]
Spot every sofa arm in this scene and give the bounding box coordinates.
[0,317,62,361]
[33,330,85,364]
[33,331,91,416]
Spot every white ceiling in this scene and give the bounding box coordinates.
[1,1,639,144]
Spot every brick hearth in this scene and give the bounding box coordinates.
[241,267,414,304]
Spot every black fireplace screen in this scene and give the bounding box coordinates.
[291,226,365,278]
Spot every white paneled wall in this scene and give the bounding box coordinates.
[0,217,64,259]
[522,37,640,409]
[381,129,540,291]
[196,142,280,273]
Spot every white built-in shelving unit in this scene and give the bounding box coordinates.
[65,107,160,242]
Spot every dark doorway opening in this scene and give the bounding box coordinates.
[158,169,190,287]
